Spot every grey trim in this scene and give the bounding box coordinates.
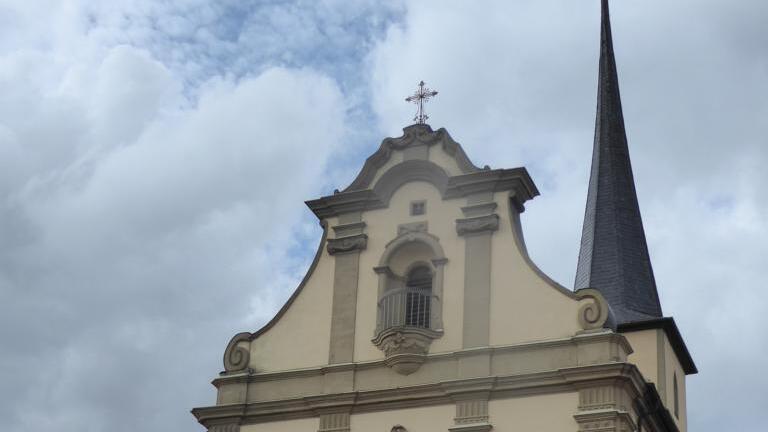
[343,124,482,193]
[223,333,252,372]
[207,423,240,432]
[454,399,489,425]
[329,252,361,364]
[456,214,499,237]
[332,222,366,237]
[373,160,449,203]
[327,234,368,255]
[193,358,645,428]
[397,221,427,235]
[461,202,497,218]
[318,412,350,432]
[306,167,538,220]
[462,233,492,348]
[337,212,361,225]
[403,143,428,161]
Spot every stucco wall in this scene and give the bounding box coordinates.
[490,392,580,431]
[248,226,336,372]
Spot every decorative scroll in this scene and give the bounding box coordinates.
[456,214,499,236]
[326,234,368,255]
[575,288,610,330]
[223,332,252,372]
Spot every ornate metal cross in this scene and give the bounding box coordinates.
[405,81,438,125]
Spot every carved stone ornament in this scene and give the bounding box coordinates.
[456,214,500,236]
[327,234,368,255]
[372,326,442,375]
[575,288,611,331]
[223,332,252,372]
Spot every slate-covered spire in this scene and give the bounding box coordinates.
[575,0,663,324]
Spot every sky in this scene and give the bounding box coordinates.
[0,0,766,431]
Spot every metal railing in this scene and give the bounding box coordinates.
[379,287,431,329]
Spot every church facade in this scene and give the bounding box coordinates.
[192,1,696,431]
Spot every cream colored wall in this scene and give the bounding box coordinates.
[489,191,583,344]
[240,417,317,432]
[247,143,594,371]
[663,335,687,431]
[351,404,455,432]
[248,234,336,372]
[241,393,580,432]
[427,143,465,176]
[356,181,465,361]
[490,392,579,431]
[369,150,404,186]
[624,329,659,384]
[624,329,688,432]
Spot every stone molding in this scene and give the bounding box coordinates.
[193,362,646,428]
[397,221,428,235]
[332,221,366,238]
[305,167,538,220]
[207,424,240,432]
[318,412,350,432]
[456,214,499,236]
[460,202,498,218]
[343,125,482,193]
[223,332,252,373]
[450,398,492,431]
[573,410,635,432]
[371,326,444,375]
[575,288,613,331]
[326,234,368,255]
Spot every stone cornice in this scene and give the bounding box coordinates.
[617,317,697,375]
[343,125,483,193]
[305,167,539,220]
[193,362,647,428]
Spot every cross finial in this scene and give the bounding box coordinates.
[405,80,438,125]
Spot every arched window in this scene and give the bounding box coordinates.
[673,372,679,418]
[405,265,432,328]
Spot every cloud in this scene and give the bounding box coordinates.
[1,0,766,431]
[0,10,349,431]
[368,0,768,430]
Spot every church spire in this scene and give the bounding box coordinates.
[574,0,663,323]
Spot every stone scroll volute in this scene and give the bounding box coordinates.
[223,332,252,372]
[574,288,611,331]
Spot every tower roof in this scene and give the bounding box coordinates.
[574,0,663,324]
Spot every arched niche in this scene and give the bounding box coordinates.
[371,160,449,208]
[372,231,447,375]
[374,231,447,334]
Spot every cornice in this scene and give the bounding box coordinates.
[342,125,483,193]
[617,317,697,375]
[193,362,646,428]
[306,167,539,220]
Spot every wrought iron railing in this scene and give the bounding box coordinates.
[379,287,431,329]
